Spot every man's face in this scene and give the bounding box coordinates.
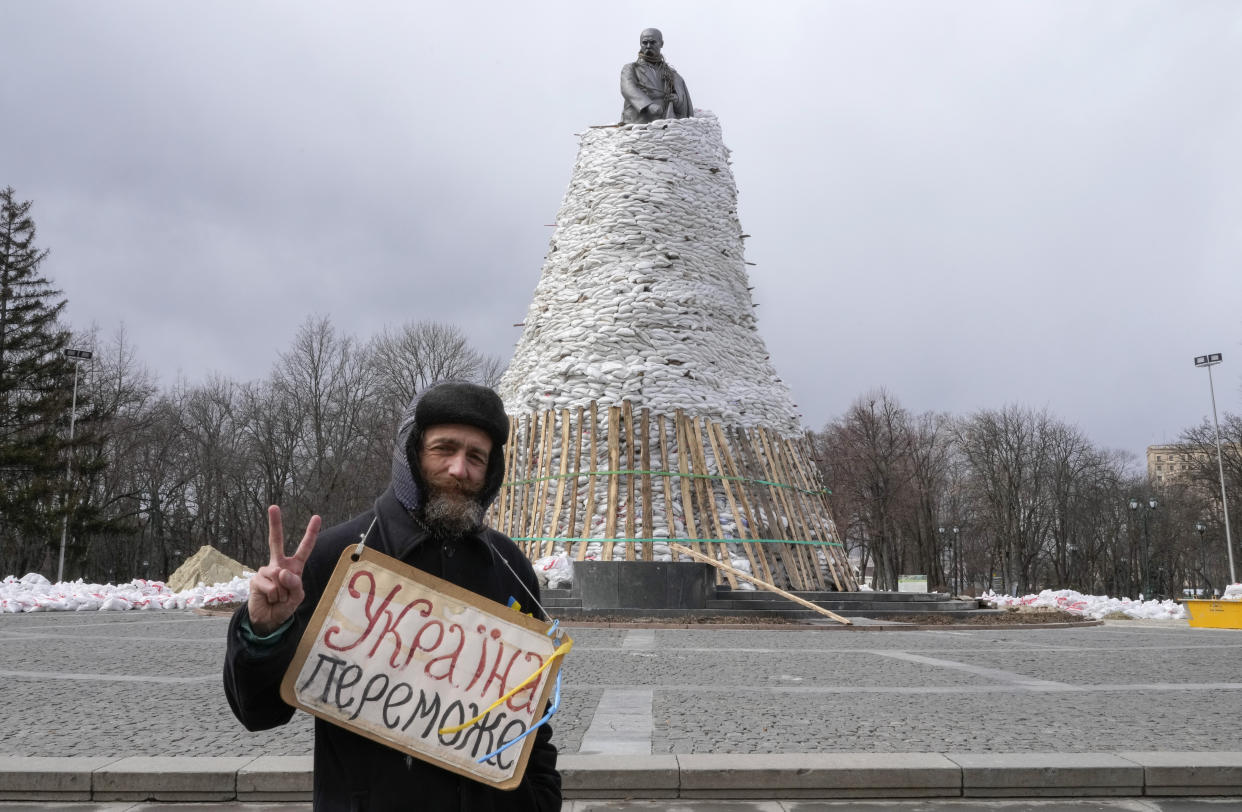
[419,423,492,502]
[639,29,663,59]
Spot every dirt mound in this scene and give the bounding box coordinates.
[167,546,250,593]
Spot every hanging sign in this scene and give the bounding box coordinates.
[280,546,570,789]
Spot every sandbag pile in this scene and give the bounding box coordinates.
[0,571,252,612]
[982,588,1188,620]
[495,113,853,592]
[498,112,800,434]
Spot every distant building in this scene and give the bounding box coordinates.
[1147,444,1198,487]
[1147,443,1239,488]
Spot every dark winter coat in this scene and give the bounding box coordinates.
[223,389,560,812]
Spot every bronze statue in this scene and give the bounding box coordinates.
[620,28,693,124]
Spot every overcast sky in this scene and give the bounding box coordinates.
[4,1,1239,464]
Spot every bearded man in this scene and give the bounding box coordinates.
[620,27,694,123]
[223,382,561,811]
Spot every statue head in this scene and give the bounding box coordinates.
[639,28,664,60]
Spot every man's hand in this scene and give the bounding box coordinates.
[247,506,321,636]
[646,101,664,117]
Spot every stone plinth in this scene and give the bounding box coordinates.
[577,561,713,609]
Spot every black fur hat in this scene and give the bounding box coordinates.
[413,382,509,449]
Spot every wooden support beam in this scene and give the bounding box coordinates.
[686,415,735,588]
[565,406,584,559]
[516,414,539,559]
[657,413,678,549]
[602,405,621,561]
[756,427,814,590]
[544,409,572,559]
[577,402,599,560]
[707,420,770,585]
[640,408,654,561]
[623,400,636,561]
[784,435,851,591]
[672,409,701,560]
[527,411,555,553]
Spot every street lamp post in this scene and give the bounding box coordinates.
[1129,497,1158,598]
[1196,521,1208,596]
[952,526,960,595]
[937,526,946,593]
[56,348,92,583]
[1195,353,1236,584]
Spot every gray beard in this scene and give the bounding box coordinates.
[421,490,485,541]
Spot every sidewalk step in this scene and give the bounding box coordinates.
[2,753,1241,802]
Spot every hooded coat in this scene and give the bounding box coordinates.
[223,389,560,812]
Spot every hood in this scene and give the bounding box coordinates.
[390,384,508,517]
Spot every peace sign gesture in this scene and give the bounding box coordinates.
[247,505,322,636]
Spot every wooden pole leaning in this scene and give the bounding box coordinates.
[515,413,539,558]
[526,411,555,557]
[543,409,572,559]
[640,408,654,561]
[672,409,702,562]
[623,401,637,562]
[576,402,599,561]
[669,543,852,625]
[686,415,736,588]
[657,414,679,549]
[602,405,621,561]
[565,406,584,559]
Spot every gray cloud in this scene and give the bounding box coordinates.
[3,0,1238,459]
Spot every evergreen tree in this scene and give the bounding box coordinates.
[0,187,73,576]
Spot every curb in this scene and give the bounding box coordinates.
[194,607,1105,631]
[559,619,1104,631]
[2,752,1241,802]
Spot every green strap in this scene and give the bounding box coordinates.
[503,468,831,496]
[510,536,844,548]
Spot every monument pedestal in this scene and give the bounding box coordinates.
[576,561,713,610]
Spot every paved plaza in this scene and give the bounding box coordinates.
[3,612,1241,759]
[4,613,1242,807]
[3,798,1242,811]
[7,613,1242,759]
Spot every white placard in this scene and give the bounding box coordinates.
[280,546,568,789]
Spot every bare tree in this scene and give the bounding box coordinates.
[274,315,380,527]
[953,406,1064,594]
[179,374,252,567]
[369,320,501,417]
[902,411,954,591]
[66,324,160,577]
[818,390,916,591]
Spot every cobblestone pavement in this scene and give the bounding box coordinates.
[3,613,1241,758]
[4,800,1242,811]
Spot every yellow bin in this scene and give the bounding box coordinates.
[1183,599,1242,629]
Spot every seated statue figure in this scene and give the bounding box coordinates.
[620,28,694,124]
